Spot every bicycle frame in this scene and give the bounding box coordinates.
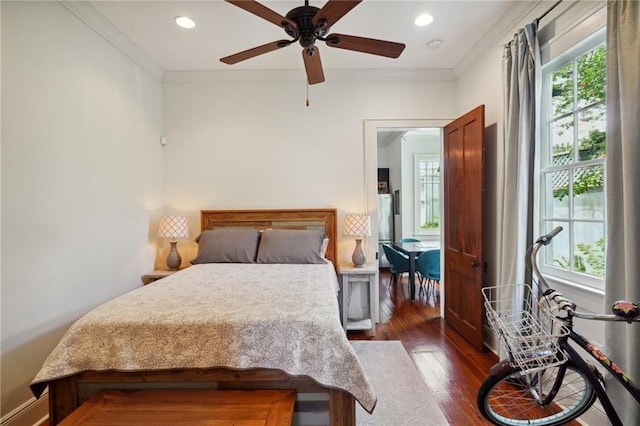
[553,320,640,426]
[530,228,640,425]
[479,229,640,426]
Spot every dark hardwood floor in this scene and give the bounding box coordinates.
[353,270,592,426]
[348,270,499,425]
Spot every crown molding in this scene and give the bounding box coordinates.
[453,0,540,78]
[162,68,456,84]
[58,1,164,82]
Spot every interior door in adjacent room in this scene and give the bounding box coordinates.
[443,105,485,351]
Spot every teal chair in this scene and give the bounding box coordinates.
[382,244,410,292]
[399,237,420,243]
[416,249,441,301]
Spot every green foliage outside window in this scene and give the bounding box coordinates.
[546,44,606,278]
[552,129,605,201]
[421,216,439,230]
[552,46,606,113]
[555,238,605,277]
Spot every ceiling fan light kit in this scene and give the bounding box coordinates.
[220,0,406,85]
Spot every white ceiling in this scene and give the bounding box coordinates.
[87,0,541,75]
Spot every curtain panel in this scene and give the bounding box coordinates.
[605,1,640,423]
[498,23,539,290]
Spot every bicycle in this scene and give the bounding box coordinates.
[477,227,640,426]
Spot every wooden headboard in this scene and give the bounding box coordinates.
[200,209,338,266]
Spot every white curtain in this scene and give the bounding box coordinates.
[604,1,640,423]
[498,23,539,290]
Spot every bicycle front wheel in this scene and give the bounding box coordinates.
[477,361,597,426]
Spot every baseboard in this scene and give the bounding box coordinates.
[1,391,48,426]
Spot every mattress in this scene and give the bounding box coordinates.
[30,263,376,412]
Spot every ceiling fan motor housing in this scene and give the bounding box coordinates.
[285,5,328,48]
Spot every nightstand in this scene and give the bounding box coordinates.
[338,264,378,336]
[141,270,179,285]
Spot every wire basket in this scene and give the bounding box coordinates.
[482,283,569,373]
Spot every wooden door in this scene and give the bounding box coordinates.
[443,105,485,351]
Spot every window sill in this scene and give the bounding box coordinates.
[543,274,605,297]
[543,274,604,315]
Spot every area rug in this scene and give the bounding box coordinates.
[351,340,450,425]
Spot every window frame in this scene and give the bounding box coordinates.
[414,153,441,236]
[537,28,606,291]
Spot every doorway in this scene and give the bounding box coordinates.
[364,119,450,316]
[377,128,442,247]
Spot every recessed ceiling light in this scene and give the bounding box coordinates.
[414,14,434,27]
[174,16,196,29]
[426,39,443,49]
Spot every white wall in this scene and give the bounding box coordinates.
[385,135,403,242]
[1,1,164,417]
[163,75,458,266]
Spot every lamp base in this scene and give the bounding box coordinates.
[166,241,182,270]
[351,239,366,268]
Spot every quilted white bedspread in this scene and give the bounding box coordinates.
[30,263,376,412]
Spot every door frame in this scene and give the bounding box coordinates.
[364,118,452,317]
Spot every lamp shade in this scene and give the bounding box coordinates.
[157,216,189,239]
[343,214,371,237]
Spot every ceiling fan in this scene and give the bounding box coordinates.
[220,0,406,85]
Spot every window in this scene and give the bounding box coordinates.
[539,30,606,288]
[415,154,440,235]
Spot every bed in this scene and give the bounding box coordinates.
[31,208,376,425]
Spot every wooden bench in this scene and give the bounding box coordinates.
[58,389,296,425]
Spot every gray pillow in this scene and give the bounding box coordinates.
[191,227,260,264]
[257,229,327,264]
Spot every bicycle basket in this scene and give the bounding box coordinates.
[482,283,569,373]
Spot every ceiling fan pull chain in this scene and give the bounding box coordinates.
[306,83,310,107]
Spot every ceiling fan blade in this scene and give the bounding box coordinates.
[220,40,292,64]
[325,34,405,58]
[312,0,362,29]
[302,47,325,85]
[225,0,297,29]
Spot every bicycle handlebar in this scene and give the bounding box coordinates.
[539,277,640,322]
[543,289,577,312]
[531,228,640,323]
[535,225,563,245]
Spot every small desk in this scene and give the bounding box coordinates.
[392,241,439,300]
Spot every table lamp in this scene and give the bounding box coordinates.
[343,214,371,268]
[157,216,189,270]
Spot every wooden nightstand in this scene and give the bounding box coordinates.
[338,264,378,336]
[141,270,179,285]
